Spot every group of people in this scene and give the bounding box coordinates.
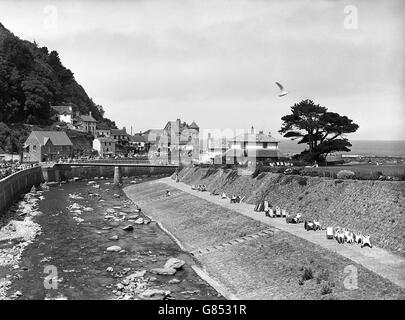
[191,184,207,191]
[0,161,38,180]
[328,227,372,248]
[257,202,373,249]
[219,192,245,203]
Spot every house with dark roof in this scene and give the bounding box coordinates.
[24,131,73,162]
[225,126,283,164]
[93,137,116,157]
[130,134,147,152]
[76,112,97,136]
[159,118,200,164]
[51,105,73,124]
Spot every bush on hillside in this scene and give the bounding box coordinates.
[336,170,356,180]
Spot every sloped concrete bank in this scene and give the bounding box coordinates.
[176,167,405,256]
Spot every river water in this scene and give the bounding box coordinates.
[0,176,223,300]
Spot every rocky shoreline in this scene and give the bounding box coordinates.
[0,186,44,299]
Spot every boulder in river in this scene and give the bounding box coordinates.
[122,225,134,231]
[168,279,181,284]
[106,208,115,214]
[126,214,139,220]
[134,218,144,225]
[139,289,171,300]
[83,207,94,212]
[107,245,122,252]
[150,267,177,276]
[109,235,119,240]
[164,258,185,270]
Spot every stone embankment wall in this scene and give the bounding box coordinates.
[176,167,405,255]
[0,166,43,215]
[42,165,176,182]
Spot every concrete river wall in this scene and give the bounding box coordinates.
[0,166,44,215]
[1,164,176,216]
[41,164,177,182]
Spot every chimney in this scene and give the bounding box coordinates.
[89,111,92,117]
[123,126,126,133]
[251,126,254,134]
[76,111,80,117]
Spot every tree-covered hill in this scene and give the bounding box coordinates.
[0,22,116,128]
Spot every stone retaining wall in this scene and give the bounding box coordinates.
[176,167,405,255]
[42,165,176,182]
[0,167,43,216]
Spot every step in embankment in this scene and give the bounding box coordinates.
[174,166,405,256]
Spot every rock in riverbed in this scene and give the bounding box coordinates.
[164,258,185,270]
[134,218,144,225]
[139,289,171,300]
[107,245,122,252]
[109,235,119,240]
[150,267,177,276]
[122,225,134,231]
[168,278,181,284]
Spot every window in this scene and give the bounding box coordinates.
[32,145,36,151]
[263,142,268,149]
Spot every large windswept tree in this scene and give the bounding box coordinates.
[279,99,359,163]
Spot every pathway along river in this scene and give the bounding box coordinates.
[0,176,223,300]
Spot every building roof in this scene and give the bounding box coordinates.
[25,131,73,147]
[111,129,128,136]
[232,131,279,143]
[51,105,72,115]
[189,121,199,129]
[130,134,147,143]
[80,114,97,122]
[96,123,111,130]
[143,129,163,142]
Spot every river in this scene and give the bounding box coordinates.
[0,176,223,300]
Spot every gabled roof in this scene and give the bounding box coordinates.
[130,134,147,143]
[189,121,199,129]
[111,129,128,136]
[25,131,73,147]
[80,114,97,122]
[51,105,72,115]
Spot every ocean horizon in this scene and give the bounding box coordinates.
[278,139,405,157]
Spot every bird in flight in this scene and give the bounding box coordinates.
[275,82,289,97]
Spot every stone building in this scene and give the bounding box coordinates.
[24,131,73,162]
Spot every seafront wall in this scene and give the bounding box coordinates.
[176,166,405,255]
[0,166,43,215]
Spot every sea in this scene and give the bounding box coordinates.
[278,140,405,157]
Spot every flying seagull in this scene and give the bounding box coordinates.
[275,82,289,97]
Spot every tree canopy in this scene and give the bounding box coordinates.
[0,24,116,127]
[279,99,359,162]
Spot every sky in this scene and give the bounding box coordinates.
[0,0,404,140]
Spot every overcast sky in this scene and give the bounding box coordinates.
[1,0,404,140]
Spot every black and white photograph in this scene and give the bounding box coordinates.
[0,0,404,309]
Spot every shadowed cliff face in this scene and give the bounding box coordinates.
[176,167,405,256]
